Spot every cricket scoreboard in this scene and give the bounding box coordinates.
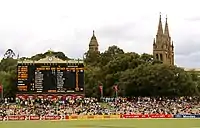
[17,56,84,94]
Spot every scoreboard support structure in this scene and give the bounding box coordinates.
[17,55,84,99]
[75,70,79,91]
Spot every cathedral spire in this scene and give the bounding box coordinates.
[172,41,174,48]
[164,15,170,37]
[93,30,95,36]
[157,12,163,36]
[153,38,156,45]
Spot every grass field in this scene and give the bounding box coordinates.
[0,119,200,128]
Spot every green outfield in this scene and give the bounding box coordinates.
[0,119,200,128]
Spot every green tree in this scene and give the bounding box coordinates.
[120,64,199,96]
[84,66,101,97]
[187,70,200,94]
[99,45,124,66]
[0,58,17,97]
[84,51,100,66]
[0,58,17,72]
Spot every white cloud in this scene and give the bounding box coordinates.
[0,0,199,68]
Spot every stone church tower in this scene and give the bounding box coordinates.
[89,30,99,52]
[153,14,174,65]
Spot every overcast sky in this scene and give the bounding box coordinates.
[0,0,199,68]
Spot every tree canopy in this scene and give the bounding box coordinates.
[0,46,200,98]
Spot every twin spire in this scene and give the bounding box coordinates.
[89,13,171,53]
[157,13,170,37]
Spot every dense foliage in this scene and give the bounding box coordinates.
[0,46,200,98]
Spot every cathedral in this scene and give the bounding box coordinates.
[88,14,174,65]
[153,14,174,65]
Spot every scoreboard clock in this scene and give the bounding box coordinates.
[48,56,53,61]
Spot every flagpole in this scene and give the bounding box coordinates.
[1,85,3,100]
[100,86,103,99]
[101,89,103,99]
[113,83,118,100]
[99,82,103,100]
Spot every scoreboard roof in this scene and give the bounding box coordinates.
[17,56,84,64]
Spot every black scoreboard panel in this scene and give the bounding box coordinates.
[17,63,84,94]
[78,71,84,89]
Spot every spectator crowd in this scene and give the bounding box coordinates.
[0,97,200,117]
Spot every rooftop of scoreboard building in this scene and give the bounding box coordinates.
[17,55,84,64]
